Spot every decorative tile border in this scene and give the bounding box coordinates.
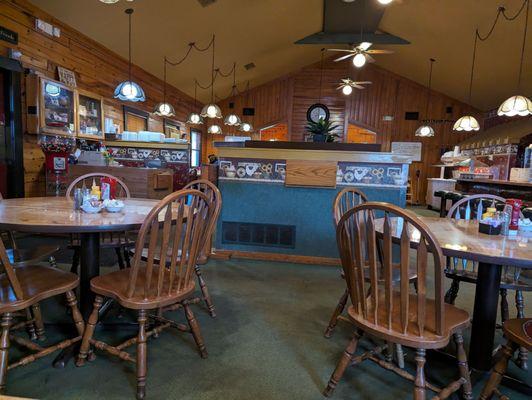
[107,146,189,164]
[219,157,409,187]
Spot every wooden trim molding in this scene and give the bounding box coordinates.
[211,249,341,266]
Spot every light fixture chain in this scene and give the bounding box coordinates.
[467,33,478,103]
[128,9,132,83]
[517,0,529,89]
[318,48,324,102]
[425,58,435,118]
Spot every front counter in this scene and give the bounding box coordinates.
[214,144,411,264]
[456,178,532,201]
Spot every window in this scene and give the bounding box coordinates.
[190,129,201,167]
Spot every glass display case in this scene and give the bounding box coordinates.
[76,89,104,140]
[39,78,76,136]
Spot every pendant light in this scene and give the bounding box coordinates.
[238,82,253,133]
[201,35,223,119]
[224,63,242,126]
[208,124,222,135]
[415,58,436,138]
[154,57,175,117]
[186,80,204,125]
[498,0,531,116]
[114,9,145,102]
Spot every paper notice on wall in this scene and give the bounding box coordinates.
[391,142,422,162]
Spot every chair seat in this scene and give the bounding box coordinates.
[347,292,470,349]
[90,267,196,310]
[130,247,209,266]
[0,265,79,313]
[503,319,532,351]
[7,245,59,267]
[445,269,532,291]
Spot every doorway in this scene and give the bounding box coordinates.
[0,57,24,198]
[346,123,377,144]
[259,122,289,141]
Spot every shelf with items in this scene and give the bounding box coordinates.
[76,89,104,140]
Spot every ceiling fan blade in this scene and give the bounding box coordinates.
[355,81,372,85]
[327,49,354,53]
[334,54,354,62]
[358,42,373,51]
[367,49,394,54]
[353,85,365,90]
[365,54,376,63]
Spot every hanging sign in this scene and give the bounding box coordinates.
[57,66,77,88]
[0,26,18,44]
[391,142,423,162]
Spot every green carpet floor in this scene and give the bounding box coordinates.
[4,256,531,399]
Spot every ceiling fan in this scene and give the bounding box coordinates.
[99,0,134,4]
[338,78,372,95]
[328,42,393,67]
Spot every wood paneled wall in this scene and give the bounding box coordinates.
[210,57,482,203]
[0,0,204,197]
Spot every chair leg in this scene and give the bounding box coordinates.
[76,296,103,367]
[70,248,80,274]
[65,291,85,336]
[514,290,528,371]
[123,246,131,269]
[183,303,208,358]
[31,304,46,341]
[324,289,348,338]
[395,344,405,369]
[24,308,38,341]
[414,349,426,400]
[0,313,12,394]
[136,310,147,400]
[323,332,360,397]
[453,332,472,400]
[479,342,517,400]
[499,289,509,324]
[48,256,57,268]
[194,265,216,318]
[115,247,125,270]
[444,279,460,305]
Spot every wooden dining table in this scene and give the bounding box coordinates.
[0,196,160,316]
[374,216,531,374]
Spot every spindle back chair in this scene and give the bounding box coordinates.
[445,193,529,369]
[66,172,131,199]
[76,190,214,400]
[0,239,83,394]
[324,202,472,400]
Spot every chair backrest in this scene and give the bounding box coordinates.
[337,202,445,337]
[184,179,222,258]
[447,194,506,221]
[333,188,368,226]
[0,239,24,301]
[127,189,213,300]
[65,173,131,199]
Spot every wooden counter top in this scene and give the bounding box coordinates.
[217,146,411,164]
[457,179,532,188]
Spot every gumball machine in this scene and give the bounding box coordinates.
[39,135,76,196]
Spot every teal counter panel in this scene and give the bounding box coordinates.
[216,181,407,258]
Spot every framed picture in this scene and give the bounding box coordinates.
[39,77,76,137]
[164,119,183,139]
[123,106,148,132]
[76,89,104,140]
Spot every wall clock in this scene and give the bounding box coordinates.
[307,103,330,123]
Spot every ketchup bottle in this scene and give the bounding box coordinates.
[506,199,522,234]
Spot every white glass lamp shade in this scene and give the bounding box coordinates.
[497,95,532,117]
[200,103,223,119]
[415,125,435,137]
[154,102,175,117]
[186,112,204,125]
[377,0,393,4]
[353,53,367,68]
[341,85,353,95]
[114,81,146,102]
[208,124,222,135]
[239,122,253,133]
[453,115,480,132]
[224,113,242,126]
[100,0,119,3]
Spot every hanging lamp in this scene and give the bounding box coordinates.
[154,57,175,117]
[224,63,242,126]
[201,35,223,119]
[238,82,254,133]
[498,0,531,116]
[415,58,436,137]
[114,9,145,102]
[186,81,204,125]
[208,124,222,135]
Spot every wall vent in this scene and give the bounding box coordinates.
[222,222,296,249]
[197,0,217,7]
[404,111,419,120]
[244,62,256,70]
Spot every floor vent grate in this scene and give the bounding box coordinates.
[222,222,296,249]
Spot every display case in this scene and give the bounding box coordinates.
[76,89,104,140]
[39,78,76,137]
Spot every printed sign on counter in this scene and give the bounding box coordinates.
[391,142,422,162]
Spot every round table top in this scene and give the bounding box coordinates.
[374,216,532,269]
[0,197,160,234]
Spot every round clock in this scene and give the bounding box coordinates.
[307,103,330,123]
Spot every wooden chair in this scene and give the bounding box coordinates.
[0,193,59,342]
[76,189,214,400]
[479,318,532,400]
[0,238,84,394]
[131,179,222,317]
[66,173,134,273]
[445,194,529,370]
[324,202,472,400]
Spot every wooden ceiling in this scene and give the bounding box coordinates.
[30,0,531,111]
